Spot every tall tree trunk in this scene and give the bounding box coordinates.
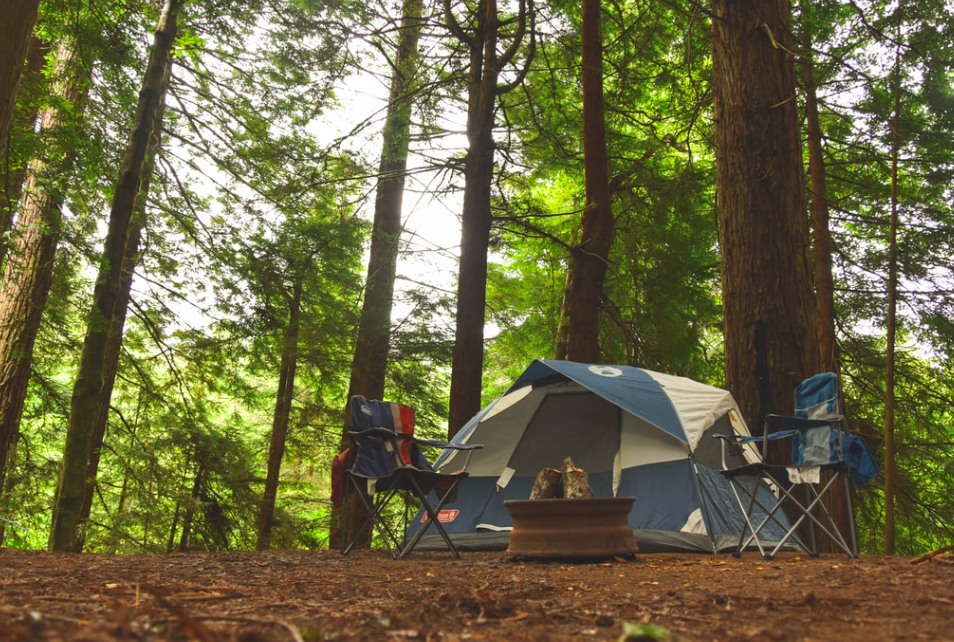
[800,13,854,553]
[884,45,902,556]
[446,0,534,437]
[257,278,302,550]
[74,89,168,551]
[711,0,821,432]
[1,33,48,268]
[0,41,85,496]
[331,0,424,551]
[0,0,41,160]
[50,0,183,553]
[347,0,423,404]
[803,53,837,373]
[565,0,614,364]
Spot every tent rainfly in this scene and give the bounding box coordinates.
[409,359,791,553]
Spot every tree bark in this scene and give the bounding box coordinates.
[331,0,424,551]
[1,33,48,269]
[347,0,423,405]
[0,0,41,162]
[447,0,534,437]
[711,0,821,432]
[256,278,302,550]
[800,15,853,553]
[884,46,902,556]
[802,41,837,373]
[178,463,205,553]
[565,0,614,364]
[0,41,85,496]
[49,0,183,553]
[74,88,168,551]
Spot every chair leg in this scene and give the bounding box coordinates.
[844,475,859,558]
[398,476,464,559]
[341,477,404,557]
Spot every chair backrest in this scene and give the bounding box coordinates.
[792,373,842,465]
[351,395,415,461]
[794,372,840,421]
[348,396,432,479]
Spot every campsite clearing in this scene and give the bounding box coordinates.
[1,547,951,641]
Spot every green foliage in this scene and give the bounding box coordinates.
[3,0,954,555]
[619,621,672,642]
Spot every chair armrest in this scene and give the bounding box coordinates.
[764,414,839,432]
[347,427,412,441]
[415,439,483,451]
[713,433,758,444]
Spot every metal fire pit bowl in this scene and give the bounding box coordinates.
[504,497,638,560]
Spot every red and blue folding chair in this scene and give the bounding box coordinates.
[339,396,482,559]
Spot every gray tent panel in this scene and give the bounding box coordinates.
[507,391,620,474]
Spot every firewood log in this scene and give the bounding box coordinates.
[529,467,562,499]
[561,456,594,499]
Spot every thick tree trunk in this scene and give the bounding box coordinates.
[0,41,85,496]
[711,0,821,432]
[331,0,424,551]
[50,0,183,553]
[1,33,47,268]
[0,0,41,160]
[74,90,168,551]
[565,0,614,364]
[448,0,500,437]
[257,279,302,550]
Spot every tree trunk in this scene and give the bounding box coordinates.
[0,0,41,160]
[179,463,204,553]
[331,0,424,551]
[0,41,85,496]
[800,16,853,553]
[347,0,423,405]
[49,0,183,553]
[565,0,614,364]
[1,33,47,269]
[884,46,902,556]
[448,0,499,438]
[446,0,534,437]
[711,0,821,432]
[801,37,837,373]
[74,89,168,551]
[553,270,572,360]
[256,278,302,550]
[0,429,20,545]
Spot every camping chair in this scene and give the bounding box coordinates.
[338,395,482,559]
[716,373,878,560]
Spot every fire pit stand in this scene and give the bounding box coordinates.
[504,496,638,559]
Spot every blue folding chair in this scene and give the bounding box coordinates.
[339,396,482,559]
[716,373,878,559]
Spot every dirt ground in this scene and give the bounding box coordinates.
[1,547,952,642]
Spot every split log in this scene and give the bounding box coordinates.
[529,468,561,499]
[561,456,594,499]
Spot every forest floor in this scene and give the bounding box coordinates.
[1,546,952,642]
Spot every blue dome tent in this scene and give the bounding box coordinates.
[409,360,792,553]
